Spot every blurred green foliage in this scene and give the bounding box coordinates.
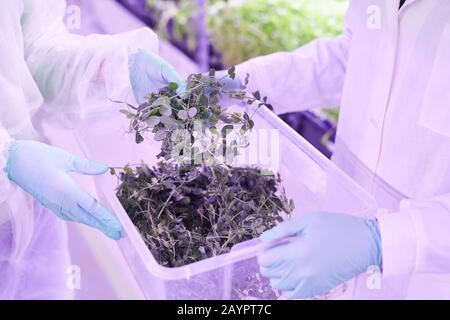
[146,0,346,121]
[208,0,347,66]
[147,0,347,66]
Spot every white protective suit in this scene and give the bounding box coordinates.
[0,0,158,299]
[237,0,450,299]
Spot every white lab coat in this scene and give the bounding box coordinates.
[0,0,158,299]
[237,0,450,299]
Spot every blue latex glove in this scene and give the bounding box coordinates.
[4,140,122,240]
[258,212,382,299]
[129,49,185,105]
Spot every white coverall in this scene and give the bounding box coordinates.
[237,0,450,299]
[0,0,158,299]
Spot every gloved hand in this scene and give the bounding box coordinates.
[129,49,185,105]
[258,212,382,299]
[4,140,122,240]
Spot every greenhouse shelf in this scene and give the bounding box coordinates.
[75,105,376,300]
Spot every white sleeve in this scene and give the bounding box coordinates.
[0,129,15,204]
[21,0,159,125]
[235,3,354,114]
[376,194,450,278]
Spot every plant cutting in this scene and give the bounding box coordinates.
[143,0,343,137]
[113,67,294,298]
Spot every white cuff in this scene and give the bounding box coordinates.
[376,210,417,278]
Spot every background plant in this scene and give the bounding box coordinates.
[144,0,345,124]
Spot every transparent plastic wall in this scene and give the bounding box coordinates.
[75,106,377,300]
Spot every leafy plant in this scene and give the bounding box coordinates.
[120,68,271,164]
[114,67,294,270]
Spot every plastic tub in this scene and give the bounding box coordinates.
[75,105,377,300]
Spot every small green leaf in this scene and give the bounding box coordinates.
[252,91,261,101]
[145,116,160,128]
[151,96,171,108]
[209,126,218,135]
[188,107,198,118]
[150,108,160,116]
[289,199,295,212]
[231,114,241,124]
[212,106,221,115]
[119,109,135,118]
[178,110,188,121]
[123,165,133,174]
[161,116,178,131]
[154,130,167,141]
[209,115,219,123]
[199,94,209,106]
[179,197,191,205]
[159,105,172,117]
[228,66,236,80]
[168,82,179,91]
[210,94,219,105]
[219,114,233,123]
[201,111,210,120]
[135,132,144,144]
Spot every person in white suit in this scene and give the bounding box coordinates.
[0,0,182,299]
[218,0,450,299]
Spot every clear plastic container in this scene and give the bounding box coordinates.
[75,105,377,300]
